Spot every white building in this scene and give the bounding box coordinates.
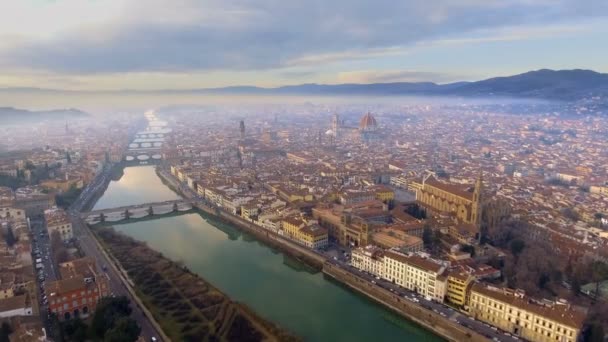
[351,247,447,302]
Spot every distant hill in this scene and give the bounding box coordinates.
[0,107,89,125]
[0,69,606,101]
[197,69,608,100]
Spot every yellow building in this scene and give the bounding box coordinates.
[40,178,84,192]
[312,207,369,247]
[282,216,328,249]
[446,270,474,306]
[415,174,482,225]
[468,284,585,342]
[371,185,395,202]
[0,284,14,300]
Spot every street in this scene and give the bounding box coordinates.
[163,167,521,342]
[58,164,165,341]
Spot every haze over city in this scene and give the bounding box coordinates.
[1,1,608,342]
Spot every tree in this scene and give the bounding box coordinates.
[4,225,17,247]
[591,261,608,302]
[89,296,133,339]
[0,322,12,342]
[460,244,476,257]
[66,151,72,164]
[422,227,433,247]
[62,318,88,341]
[562,207,580,222]
[510,239,526,257]
[124,209,130,220]
[147,206,154,216]
[103,317,141,342]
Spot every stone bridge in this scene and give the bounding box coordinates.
[82,199,193,224]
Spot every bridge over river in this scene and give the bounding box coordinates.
[82,199,193,224]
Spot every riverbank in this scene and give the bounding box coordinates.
[323,263,487,342]
[94,226,300,342]
[155,166,491,342]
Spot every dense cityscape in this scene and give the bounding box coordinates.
[0,97,606,341]
[2,1,608,341]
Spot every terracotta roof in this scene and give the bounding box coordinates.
[471,283,586,329]
[384,251,443,273]
[425,178,474,201]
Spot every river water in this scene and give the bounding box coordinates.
[96,165,442,341]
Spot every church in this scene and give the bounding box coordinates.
[414,174,483,225]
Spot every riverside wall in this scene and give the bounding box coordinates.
[323,263,488,342]
[157,167,488,342]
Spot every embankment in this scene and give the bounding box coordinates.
[323,263,488,342]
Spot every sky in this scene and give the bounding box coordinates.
[0,0,607,91]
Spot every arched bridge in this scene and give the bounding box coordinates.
[82,199,193,224]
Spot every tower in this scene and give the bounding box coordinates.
[239,120,245,140]
[471,171,483,227]
[332,113,340,139]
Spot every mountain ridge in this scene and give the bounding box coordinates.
[0,107,90,125]
[1,69,606,101]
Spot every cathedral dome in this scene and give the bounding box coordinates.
[359,112,377,131]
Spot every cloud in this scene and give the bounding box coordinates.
[337,70,465,84]
[0,0,606,74]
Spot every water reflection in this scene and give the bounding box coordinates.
[112,212,441,342]
[93,166,181,210]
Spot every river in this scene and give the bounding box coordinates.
[95,165,442,341]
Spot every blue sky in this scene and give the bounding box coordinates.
[0,0,607,90]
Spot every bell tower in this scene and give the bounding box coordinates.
[471,171,483,226]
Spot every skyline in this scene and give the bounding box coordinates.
[0,0,607,91]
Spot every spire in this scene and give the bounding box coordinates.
[474,170,483,204]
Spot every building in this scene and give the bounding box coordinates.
[468,284,585,342]
[351,247,447,302]
[351,246,385,276]
[14,188,55,218]
[0,295,33,318]
[0,207,25,221]
[312,207,370,247]
[383,251,447,302]
[44,208,73,241]
[415,174,483,225]
[282,216,328,249]
[371,229,423,253]
[446,268,475,307]
[371,185,395,202]
[47,276,109,321]
[359,112,380,143]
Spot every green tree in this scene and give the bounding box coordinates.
[103,317,141,342]
[89,296,133,339]
[62,318,88,341]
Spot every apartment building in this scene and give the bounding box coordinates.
[351,247,447,302]
[468,284,585,342]
[44,208,73,241]
[282,216,328,249]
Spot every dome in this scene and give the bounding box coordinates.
[359,112,377,130]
